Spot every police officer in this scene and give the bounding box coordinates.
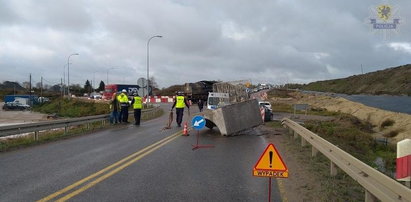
[171,91,190,127]
[117,89,130,123]
[131,92,142,126]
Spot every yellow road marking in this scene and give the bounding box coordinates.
[38,132,181,202]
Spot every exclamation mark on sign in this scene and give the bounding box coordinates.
[269,151,273,168]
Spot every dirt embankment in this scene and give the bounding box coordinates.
[287,93,411,143]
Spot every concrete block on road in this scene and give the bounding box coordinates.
[204,99,262,136]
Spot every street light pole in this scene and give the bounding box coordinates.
[63,63,71,96]
[67,53,79,98]
[146,35,162,104]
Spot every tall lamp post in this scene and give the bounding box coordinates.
[67,53,79,98]
[62,63,70,96]
[146,35,162,103]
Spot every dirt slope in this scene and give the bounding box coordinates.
[295,93,411,143]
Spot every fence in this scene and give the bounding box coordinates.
[281,118,411,202]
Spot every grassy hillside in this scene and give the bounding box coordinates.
[302,64,411,95]
[33,98,110,117]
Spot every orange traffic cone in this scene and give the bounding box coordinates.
[183,122,189,136]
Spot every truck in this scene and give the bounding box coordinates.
[184,80,217,103]
[103,84,141,99]
[2,95,37,110]
[4,95,38,105]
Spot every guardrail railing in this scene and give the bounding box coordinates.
[281,118,411,202]
[0,106,161,139]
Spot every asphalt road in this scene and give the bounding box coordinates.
[0,103,282,201]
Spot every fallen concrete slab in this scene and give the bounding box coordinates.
[203,99,263,136]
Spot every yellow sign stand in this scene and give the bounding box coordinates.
[253,143,288,178]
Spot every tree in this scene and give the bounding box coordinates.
[149,76,159,90]
[36,82,42,89]
[22,81,30,89]
[84,80,92,93]
[71,84,85,95]
[50,84,61,92]
[97,80,105,92]
[43,84,50,90]
[0,81,25,91]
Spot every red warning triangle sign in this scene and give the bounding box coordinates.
[253,143,288,178]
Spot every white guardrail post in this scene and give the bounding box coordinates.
[281,118,411,202]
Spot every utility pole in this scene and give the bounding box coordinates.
[29,73,32,106]
[41,76,43,98]
[63,64,66,96]
[61,78,63,98]
[361,64,364,74]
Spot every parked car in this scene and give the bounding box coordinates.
[89,92,102,99]
[258,101,272,111]
[258,101,272,122]
[38,97,50,103]
[2,102,31,111]
[260,105,272,122]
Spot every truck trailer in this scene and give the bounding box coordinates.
[184,80,217,103]
[4,95,38,105]
[103,84,141,99]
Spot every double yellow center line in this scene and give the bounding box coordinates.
[38,132,181,202]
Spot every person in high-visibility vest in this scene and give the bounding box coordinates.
[171,91,190,127]
[131,92,142,126]
[117,89,130,123]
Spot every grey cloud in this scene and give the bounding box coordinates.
[0,0,410,88]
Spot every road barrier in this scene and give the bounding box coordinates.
[0,106,161,140]
[281,118,411,202]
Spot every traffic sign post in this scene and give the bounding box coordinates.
[191,116,214,150]
[253,143,288,202]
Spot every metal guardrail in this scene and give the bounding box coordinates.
[281,118,411,202]
[0,106,161,138]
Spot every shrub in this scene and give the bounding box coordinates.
[380,119,395,129]
[383,129,400,138]
[33,98,110,117]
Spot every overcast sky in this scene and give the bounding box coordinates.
[1,0,410,88]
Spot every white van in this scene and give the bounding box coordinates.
[207,92,230,110]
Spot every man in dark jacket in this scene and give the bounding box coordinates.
[110,93,120,124]
[198,99,204,112]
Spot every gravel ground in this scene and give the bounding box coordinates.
[0,102,48,126]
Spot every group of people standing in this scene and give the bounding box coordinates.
[109,90,205,128]
[110,89,142,126]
